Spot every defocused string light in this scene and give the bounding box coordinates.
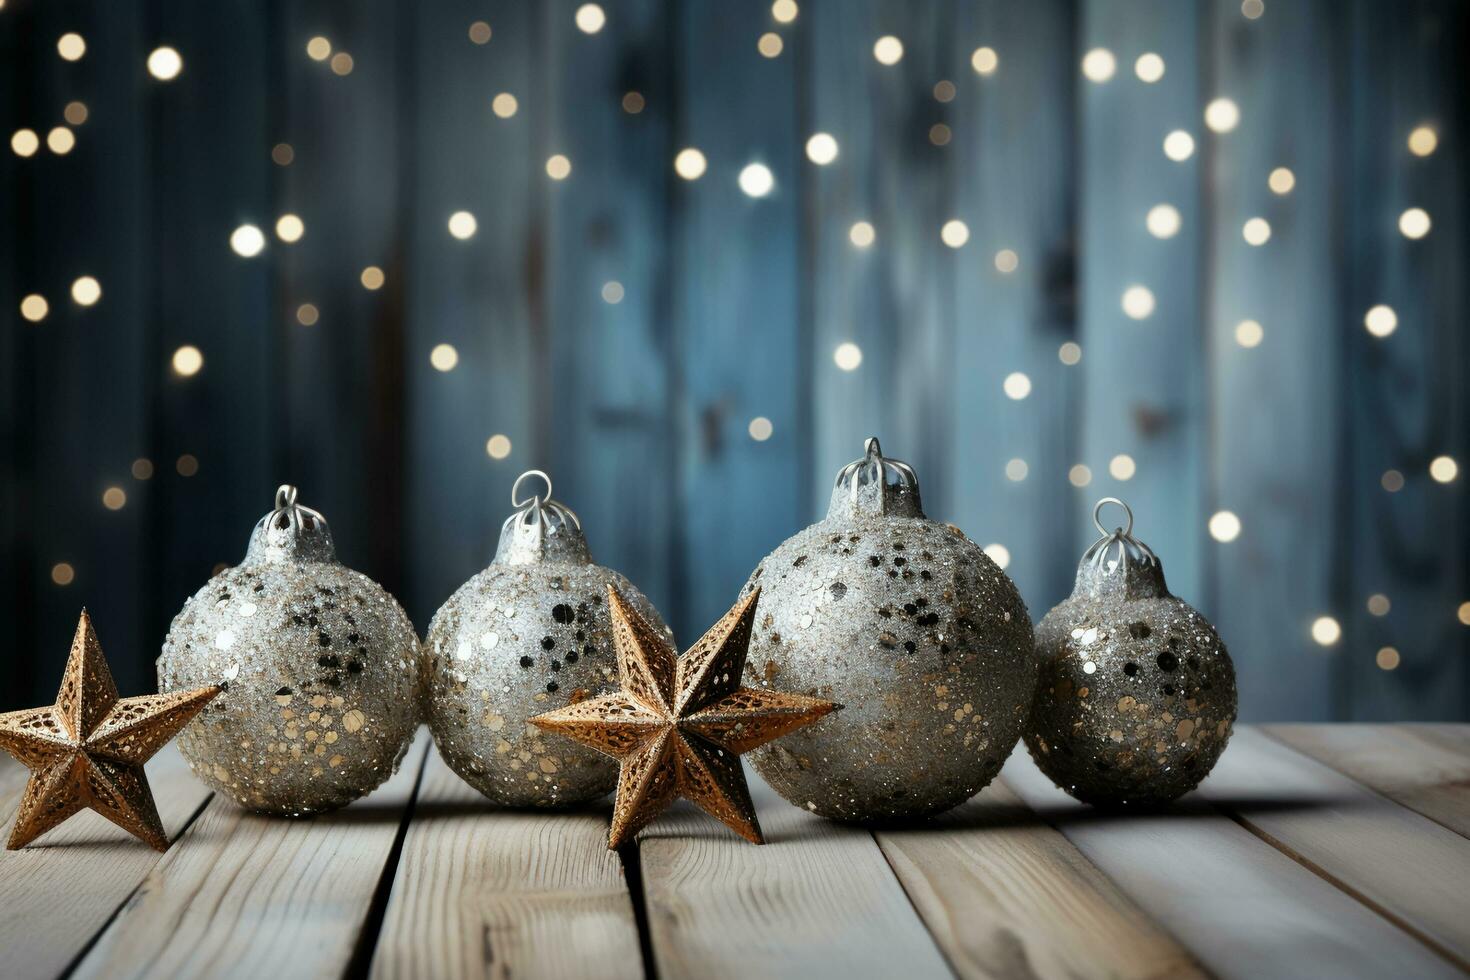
[994,249,1018,273]
[102,487,127,510]
[1381,469,1404,492]
[622,91,645,114]
[983,544,1011,570]
[738,163,774,197]
[748,416,774,441]
[275,214,305,243]
[61,104,88,129]
[575,4,606,34]
[330,52,354,76]
[1146,204,1181,239]
[1081,48,1116,82]
[486,434,512,459]
[430,344,459,372]
[361,266,385,290]
[20,294,49,322]
[1058,342,1081,365]
[306,37,331,61]
[771,0,798,23]
[833,342,862,371]
[674,147,706,179]
[447,211,477,239]
[57,33,86,62]
[492,93,518,118]
[849,221,875,248]
[940,219,969,248]
[172,345,204,377]
[601,281,624,304]
[1310,616,1341,646]
[11,128,39,157]
[1208,510,1241,542]
[71,276,101,306]
[1134,53,1165,83]
[468,21,492,44]
[1003,372,1031,400]
[272,143,294,166]
[52,563,75,586]
[230,224,266,257]
[1459,602,1470,626]
[132,458,154,480]
[873,36,903,66]
[1363,304,1397,338]
[1234,319,1264,348]
[1429,455,1458,483]
[1268,167,1295,194]
[1398,207,1430,239]
[147,46,183,81]
[971,47,998,76]
[47,126,76,155]
[296,303,319,326]
[1005,458,1028,481]
[1121,285,1155,319]
[1242,0,1265,18]
[928,124,951,146]
[176,454,199,477]
[1376,647,1400,671]
[546,154,572,180]
[1163,130,1195,161]
[1068,464,1092,488]
[1366,594,1391,616]
[758,33,783,58]
[933,80,956,102]
[1407,125,1438,157]
[1109,454,1136,481]
[1204,98,1240,133]
[1242,217,1271,246]
[805,133,839,165]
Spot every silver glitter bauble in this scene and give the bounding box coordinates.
[1025,498,1237,807]
[743,438,1036,822]
[158,486,420,816]
[420,470,672,807]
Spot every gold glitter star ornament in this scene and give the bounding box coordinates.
[0,611,220,850]
[532,586,837,848]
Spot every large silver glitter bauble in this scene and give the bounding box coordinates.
[1025,498,1237,806]
[743,438,1036,822]
[158,486,420,816]
[420,470,671,807]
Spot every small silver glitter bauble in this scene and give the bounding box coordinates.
[158,486,420,816]
[1025,498,1238,807]
[743,438,1036,822]
[421,470,672,807]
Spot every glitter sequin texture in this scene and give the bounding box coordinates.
[743,439,1036,822]
[420,474,671,807]
[157,487,419,816]
[1025,501,1237,806]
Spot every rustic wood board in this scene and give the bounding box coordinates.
[637,775,953,980]
[874,778,1205,979]
[1265,723,1470,839]
[1199,726,1470,970]
[1000,745,1462,979]
[0,745,213,980]
[69,732,431,980]
[370,745,642,980]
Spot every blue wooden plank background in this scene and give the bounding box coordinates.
[1,0,1466,722]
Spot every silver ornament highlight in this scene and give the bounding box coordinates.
[1025,498,1237,806]
[744,438,1036,822]
[158,486,420,816]
[421,470,671,807]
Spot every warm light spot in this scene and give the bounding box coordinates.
[296,303,319,326]
[1081,48,1116,82]
[47,126,76,155]
[1068,464,1093,488]
[272,143,294,166]
[1146,203,1181,239]
[1268,167,1295,194]
[430,343,460,372]
[849,221,875,248]
[546,154,572,180]
[983,543,1011,570]
[468,21,492,44]
[102,486,127,510]
[1135,52,1165,83]
[1407,125,1438,157]
[1459,602,1470,626]
[1005,458,1028,482]
[1208,510,1241,542]
[1121,285,1156,320]
[1381,469,1404,493]
[172,345,204,377]
[51,563,75,586]
[1109,454,1136,481]
[1376,647,1400,671]
[575,4,606,34]
[132,458,154,480]
[1058,342,1082,366]
[1310,616,1341,646]
[1204,98,1240,133]
[771,0,798,23]
[147,46,184,81]
[1429,455,1458,483]
[1234,319,1264,348]
[971,46,998,76]
[11,128,39,157]
[230,224,266,257]
[806,132,839,165]
[748,416,774,441]
[330,52,354,76]
[674,147,707,180]
[360,266,385,290]
[275,213,305,243]
[601,281,624,304]
[1002,372,1031,400]
[994,249,1019,274]
[739,162,774,198]
[492,93,518,118]
[833,342,863,371]
[71,276,102,306]
[306,36,332,60]
[486,434,512,459]
[940,219,969,248]
[64,101,88,125]
[1399,208,1431,239]
[928,124,952,146]
[1366,594,1391,617]
[176,453,199,477]
[622,91,645,114]
[20,294,48,322]
[1242,217,1271,246]
[57,32,86,62]
[758,33,784,58]
[873,36,904,66]
[933,80,956,102]
[1163,130,1195,161]
[1364,304,1397,338]
[448,211,478,239]
[1242,0,1265,18]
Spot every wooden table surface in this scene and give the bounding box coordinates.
[2,725,1468,980]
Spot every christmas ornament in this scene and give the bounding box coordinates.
[421,470,673,807]
[532,586,836,847]
[0,611,219,850]
[1025,498,1237,806]
[158,485,419,816]
[742,437,1035,822]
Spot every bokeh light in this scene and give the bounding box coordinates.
[147,46,183,81]
[833,342,862,371]
[172,345,204,377]
[430,344,460,372]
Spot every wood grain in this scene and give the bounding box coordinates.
[69,731,431,980]
[0,745,212,980]
[1199,726,1470,969]
[1001,740,1462,979]
[637,774,953,980]
[875,778,1204,979]
[370,745,642,980]
[1266,723,1470,838]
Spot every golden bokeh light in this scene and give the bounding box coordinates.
[1204,97,1240,133]
[748,416,774,441]
[1163,130,1195,161]
[873,36,904,66]
[102,486,127,510]
[1002,372,1031,400]
[172,345,204,377]
[849,221,875,248]
[1146,203,1181,239]
[601,280,625,304]
[468,21,492,45]
[176,453,199,477]
[940,219,969,248]
[1234,319,1264,348]
[1209,510,1241,542]
[928,124,951,146]
[1407,125,1437,157]
[447,211,478,240]
[147,46,184,81]
[674,147,707,180]
[275,213,305,243]
[546,154,572,180]
[1242,0,1266,18]
[1109,454,1136,481]
[739,162,774,197]
[1242,217,1271,246]
[622,91,645,114]
[758,33,783,58]
[1364,304,1397,338]
[64,101,89,125]
[1268,167,1295,194]
[983,543,1011,570]
[1121,285,1156,320]
[833,342,863,371]
[1068,464,1092,488]
[486,434,513,459]
[1081,48,1116,82]
[306,36,332,61]
[1398,207,1431,239]
[272,142,294,166]
[1135,52,1165,83]
[296,303,319,326]
[1376,647,1400,671]
[1310,615,1341,646]
[933,80,956,102]
[994,249,1019,274]
[132,458,154,480]
[771,0,798,24]
[20,294,49,322]
[1429,455,1458,484]
[575,4,606,34]
[361,266,386,290]
[1058,342,1082,365]
[330,52,354,76]
[805,132,839,165]
[1366,594,1391,617]
[57,32,86,62]
[11,128,40,157]
[1005,458,1028,482]
[71,276,102,306]
[1381,469,1405,493]
[971,46,998,76]
[430,343,460,372]
[47,126,76,155]
[230,224,266,257]
[52,563,76,586]
[492,93,518,118]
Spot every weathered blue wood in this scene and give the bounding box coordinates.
[1205,0,1340,720]
[1337,0,1468,719]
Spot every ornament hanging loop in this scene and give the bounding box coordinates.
[248,484,335,564]
[1076,497,1166,599]
[511,470,553,511]
[831,436,922,519]
[496,469,589,565]
[1092,496,1134,538]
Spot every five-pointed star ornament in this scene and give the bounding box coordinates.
[0,610,220,851]
[532,586,837,849]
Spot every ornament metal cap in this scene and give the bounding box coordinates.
[1074,497,1169,600]
[245,485,336,564]
[493,470,592,566]
[827,437,924,520]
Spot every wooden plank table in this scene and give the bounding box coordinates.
[1,725,1467,979]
